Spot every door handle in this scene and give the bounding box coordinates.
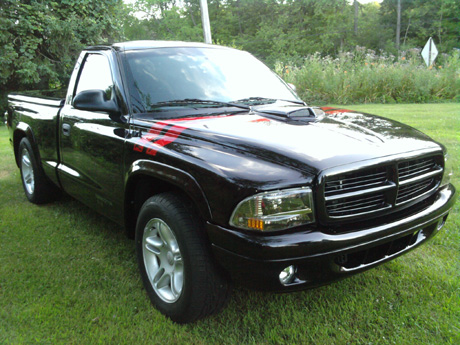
[62,123,71,136]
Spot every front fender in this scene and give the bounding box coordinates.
[126,159,213,221]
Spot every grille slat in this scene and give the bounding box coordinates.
[399,166,434,180]
[324,154,442,220]
[398,158,436,181]
[328,197,384,213]
[398,178,433,195]
[396,156,441,205]
[326,171,386,185]
[396,178,435,204]
[325,172,387,195]
[399,159,433,171]
[328,194,384,208]
[325,167,387,197]
[325,183,395,201]
[399,163,433,175]
[398,183,432,201]
[327,195,386,216]
[326,175,386,189]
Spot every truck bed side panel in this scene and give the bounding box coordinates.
[8,94,63,186]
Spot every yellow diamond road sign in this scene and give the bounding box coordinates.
[421,37,438,67]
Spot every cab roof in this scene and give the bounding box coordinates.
[87,40,231,52]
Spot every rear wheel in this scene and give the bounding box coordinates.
[135,192,230,323]
[18,138,60,204]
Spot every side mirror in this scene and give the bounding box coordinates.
[73,89,123,122]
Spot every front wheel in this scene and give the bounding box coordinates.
[135,193,230,323]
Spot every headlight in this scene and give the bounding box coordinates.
[230,187,315,232]
[441,153,453,186]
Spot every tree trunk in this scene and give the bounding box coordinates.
[339,1,345,52]
[438,11,443,44]
[403,17,410,46]
[396,0,401,52]
[236,0,243,35]
[354,0,358,35]
[187,1,197,27]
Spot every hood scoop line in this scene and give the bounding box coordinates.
[254,104,325,124]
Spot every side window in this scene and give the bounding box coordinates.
[75,54,113,99]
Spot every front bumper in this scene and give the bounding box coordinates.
[207,184,457,291]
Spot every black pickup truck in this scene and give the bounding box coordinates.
[6,41,456,323]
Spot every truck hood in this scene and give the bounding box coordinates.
[135,107,441,174]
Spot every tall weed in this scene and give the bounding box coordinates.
[277,47,460,104]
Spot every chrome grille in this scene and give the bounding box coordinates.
[326,194,388,217]
[399,157,437,180]
[323,154,443,220]
[325,167,388,196]
[396,157,442,205]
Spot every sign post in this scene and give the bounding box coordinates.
[421,37,438,67]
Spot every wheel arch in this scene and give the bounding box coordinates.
[124,160,213,239]
[13,123,39,168]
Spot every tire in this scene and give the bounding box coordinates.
[135,192,230,323]
[18,137,60,204]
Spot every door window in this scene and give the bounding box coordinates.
[75,54,113,98]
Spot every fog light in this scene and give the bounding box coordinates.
[279,265,296,285]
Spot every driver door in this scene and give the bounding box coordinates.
[58,52,128,224]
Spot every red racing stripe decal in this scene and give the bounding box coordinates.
[133,115,233,155]
[322,107,353,114]
[146,122,170,137]
[250,118,271,123]
[145,125,188,156]
[133,122,171,153]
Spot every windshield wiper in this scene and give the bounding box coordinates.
[148,99,250,111]
[234,97,306,106]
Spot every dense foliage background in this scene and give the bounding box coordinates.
[0,0,124,111]
[124,0,460,65]
[0,0,459,110]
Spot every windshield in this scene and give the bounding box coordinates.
[123,47,299,113]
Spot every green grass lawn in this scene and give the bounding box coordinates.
[0,103,459,344]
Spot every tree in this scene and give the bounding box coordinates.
[120,0,459,66]
[380,0,460,53]
[122,0,202,42]
[0,0,124,96]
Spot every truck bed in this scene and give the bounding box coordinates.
[7,89,66,186]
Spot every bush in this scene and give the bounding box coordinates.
[276,47,460,105]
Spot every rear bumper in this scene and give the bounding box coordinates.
[207,184,456,291]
